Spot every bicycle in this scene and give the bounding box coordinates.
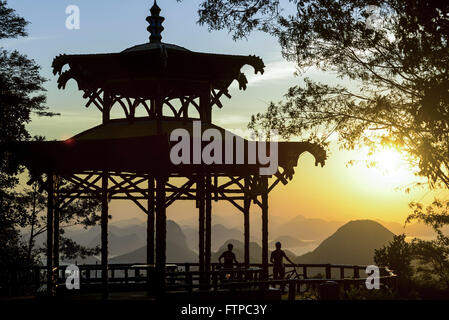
[269,266,316,298]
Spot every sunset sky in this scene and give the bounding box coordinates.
[4,0,446,227]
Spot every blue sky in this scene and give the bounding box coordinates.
[5,0,301,139]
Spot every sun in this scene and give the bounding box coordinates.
[371,147,405,173]
[362,145,418,187]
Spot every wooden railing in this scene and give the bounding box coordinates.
[2,263,397,299]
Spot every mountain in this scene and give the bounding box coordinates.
[87,232,144,256]
[110,217,145,228]
[110,220,197,263]
[110,242,198,263]
[271,214,344,241]
[269,235,314,248]
[212,239,263,264]
[176,214,239,230]
[295,220,395,265]
[376,219,448,238]
[182,224,257,252]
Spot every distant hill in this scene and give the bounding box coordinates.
[88,232,144,256]
[110,220,197,263]
[212,239,263,264]
[269,235,313,248]
[295,220,395,265]
[176,214,239,230]
[62,255,99,265]
[182,224,257,252]
[271,215,344,241]
[375,219,449,238]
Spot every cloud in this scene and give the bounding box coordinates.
[246,60,297,86]
[213,114,249,126]
[0,36,50,49]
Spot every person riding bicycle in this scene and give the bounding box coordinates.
[270,241,295,280]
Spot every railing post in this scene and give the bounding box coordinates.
[213,271,218,291]
[353,266,360,278]
[186,272,192,293]
[288,281,296,300]
[325,264,331,279]
[34,267,41,290]
[303,266,308,279]
[136,268,141,281]
[340,267,345,279]
[85,266,90,283]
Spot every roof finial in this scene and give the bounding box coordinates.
[146,0,165,43]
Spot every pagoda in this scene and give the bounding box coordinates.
[15,1,326,297]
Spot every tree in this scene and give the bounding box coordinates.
[191,1,449,293]
[374,234,414,288]
[18,181,101,264]
[190,0,449,191]
[0,2,101,295]
[0,0,56,278]
[407,200,449,289]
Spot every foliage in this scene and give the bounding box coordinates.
[0,2,51,282]
[191,0,449,298]
[374,202,449,296]
[190,0,449,191]
[0,0,26,39]
[343,284,398,300]
[0,2,97,295]
[18,180,101,264]
[374,234,414,281]
[407,200,449,290]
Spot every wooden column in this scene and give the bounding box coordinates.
[101,172,109,298]
[244,177,251,269]
[155,97,163,134]
[261,176,269,279]
[196,83,211,278]
[200,84,211,123]
[147,177,155,265]
[205,176,212,273]
[46,173,54,296]
[53,179,60,287]
[198,176,205,274]
[155,176,167,292]
[102,91,111,124]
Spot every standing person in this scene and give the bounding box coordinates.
[270,242,295,291]
[218,243,239,282]
[218,243,239,269]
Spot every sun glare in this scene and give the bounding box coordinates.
[371,148,404,173]
[361,146,418,187]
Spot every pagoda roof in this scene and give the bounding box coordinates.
[12,118,326,178]
[52,43,265,98]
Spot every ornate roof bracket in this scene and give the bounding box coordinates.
[278,142,327,181]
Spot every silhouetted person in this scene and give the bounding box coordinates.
[270,241,294,280]
[219,243,239,269]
